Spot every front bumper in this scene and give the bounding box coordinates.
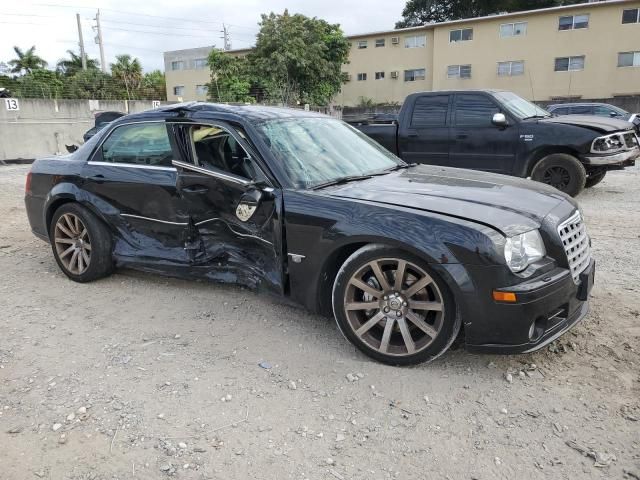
[583,148,639,166]
[463,258,595,354]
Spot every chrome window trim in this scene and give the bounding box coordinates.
[172,160,252,186]
[120,213,187,225]
[87,161,176,172]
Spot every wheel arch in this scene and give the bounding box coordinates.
[525,146,583,176]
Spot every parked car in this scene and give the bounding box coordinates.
[83,111,125,142]
[25,103,595,365]
[350,90,639,196]
[547,102,639,126]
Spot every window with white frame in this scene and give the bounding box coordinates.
[375,38,385,47]
[173,85,185,96]
[449,28,473,42]
[193,58,208,69]
[497,60,524,76]
[404,68,426,82]
[558,14,589,30]
[375,71,385,80]
[405,35,426,48]
[195,84,208,95]
[500,22,527,37]
[357,72,367,81]
[171,61,185,71]
[554,56,585,71]
[622,8,640,24]
[357,40,368,49]
[447,64,472,78]
[618,51,640,67]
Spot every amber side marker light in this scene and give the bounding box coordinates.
[493,291,517,302]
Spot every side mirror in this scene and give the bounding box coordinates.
[492,113,508,127]
[236,188,263,222]
[609,111,619,117]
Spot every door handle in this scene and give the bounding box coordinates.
[182,185,209,194]
[407,132,419,138]
[90,174,105,183]
[456,133,469,139]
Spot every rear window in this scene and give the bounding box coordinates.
[411,95,449,127]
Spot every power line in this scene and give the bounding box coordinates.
[101,25,219,38]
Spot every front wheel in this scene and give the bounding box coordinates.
[332,245,460,365]
[531,153,586,197]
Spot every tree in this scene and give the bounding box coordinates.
[206,48,253,103]
[56,50,100,76]
[395,0,572,27]
[141,70,166,100]
[8,46,47,74]
[61,69,123,100]
[250,10,350,105]
[110,54,142,99]
[15,70,63,99]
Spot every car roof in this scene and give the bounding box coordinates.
[548,102,612,108]
[118,102,328,125]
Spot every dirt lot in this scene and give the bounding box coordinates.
[0,163,638,480]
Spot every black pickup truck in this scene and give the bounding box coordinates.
[351,90,639,196]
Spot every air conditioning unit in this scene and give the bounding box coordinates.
[391,36,400,44]
[390,71,399,79]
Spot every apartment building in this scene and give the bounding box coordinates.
[164,0,640,105]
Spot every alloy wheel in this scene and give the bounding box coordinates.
[343,258,445,357]
[542,166,571,190]
[54,213,92,275]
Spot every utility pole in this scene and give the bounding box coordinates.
[94,9,106,73]
[220,24,231,51]
[76,13,87,70]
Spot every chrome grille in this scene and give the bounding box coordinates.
[557,211,590,284]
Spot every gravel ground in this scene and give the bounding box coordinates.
[0,164,638,480]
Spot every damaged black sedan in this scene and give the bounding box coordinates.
[25,103,594,365]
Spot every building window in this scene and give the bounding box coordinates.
[193,58,208,69]
[618,51,640,67]
[554,56,585,72]
[196,84,208,95]
[357,40,368,49]
[404,35,426,48]
[622,8,640,24]
[375,71,385,80]
[447,64,472,79]
[375,38,385,47]
[404,68,426,82]
[357,73,367,81]
[558,14,589,30]
[500,22,527,37]
[173,85,185,96]
[449,28,473,43]
[497,60,525,76]
[171,61,185,71]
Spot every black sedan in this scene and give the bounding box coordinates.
[24,103,595,365]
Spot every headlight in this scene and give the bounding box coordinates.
[504,230,546,273]
[591,133,625,153]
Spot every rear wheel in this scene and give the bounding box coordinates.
[585,171,607,188]
[332,245,460,365]
[531,153,586,197]
[50,203,113,282]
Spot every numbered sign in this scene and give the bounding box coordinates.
[4,98,19,111]
[152,100,161,109]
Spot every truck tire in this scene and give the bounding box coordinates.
[585,171,607,188]
[531,153,586,197]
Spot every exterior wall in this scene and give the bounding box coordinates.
[337,28,433,106]
[162,1,640,105]
[0,99,167,160]
[431,1,640,100]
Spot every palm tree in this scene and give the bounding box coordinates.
[110,54,142,99]
[56,50,100,76]
[8,46,48,74]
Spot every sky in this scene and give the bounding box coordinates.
[0,0,406,73]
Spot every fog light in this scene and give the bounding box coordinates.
[492,291,517,302]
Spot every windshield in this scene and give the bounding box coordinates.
[255,118,402,189]
[492,91,551,119]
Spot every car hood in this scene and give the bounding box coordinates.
[323,166,574,236]
[542,115,633,133]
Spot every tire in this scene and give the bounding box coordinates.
[585,171,607,188]
[50,203,113,282]
[332,244,461,366]
[530,153,586,197]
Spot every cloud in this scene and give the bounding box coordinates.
[0,0,405,72]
